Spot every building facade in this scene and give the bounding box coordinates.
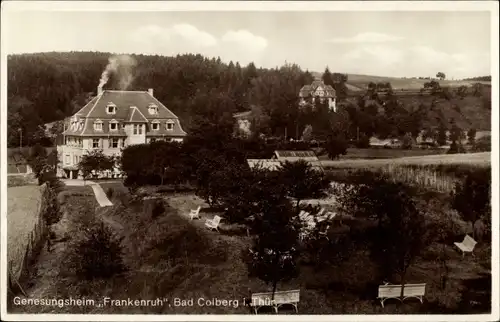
[298,79,337,112]
[58,88,186,179]
[233,111,253,137]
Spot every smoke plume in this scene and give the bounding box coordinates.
[98,55,137,91]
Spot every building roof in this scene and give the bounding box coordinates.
[77,90,179,120]
[63,89,187,137]
[274,150,319,162]
[233,111,253,119]
[247,158,324,172]
[299,80,336,98]
[128,106,149,123]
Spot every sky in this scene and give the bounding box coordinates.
[3,9,493,79]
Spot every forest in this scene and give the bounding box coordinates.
[7,51,492,148]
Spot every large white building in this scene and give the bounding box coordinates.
[57,88,186,179]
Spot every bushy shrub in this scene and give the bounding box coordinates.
[447,142,466,154]
[355,134,370,148]
[144,214,227,266]
[65,222,126,280]
[151,199,165,219]
[43,187,62,226]
[451,168,491,235]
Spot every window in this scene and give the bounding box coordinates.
[110,138,119,148]
[94,120,103,131]
[151,121,159,131]
[133,124,143,135]
[109,121,118,131]
[73,155,78,165]
[121,139,125,147]
[150,138,156,143]
[107,103,116,115]
[65,154,70,165]
[92,139,100,148]
[148,104,159,115]
[166,121,174,131]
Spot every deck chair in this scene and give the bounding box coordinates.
[205,215,222,232]
[189,206,201,220]
[454,234,477,258]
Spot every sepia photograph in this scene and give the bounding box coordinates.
[1,1,498,321]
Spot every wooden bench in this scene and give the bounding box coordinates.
[377,283,426,308]
[250,289,300,314]
[454,234,477,258]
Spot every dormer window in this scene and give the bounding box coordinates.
[106,102,117,115]
[166,120,175,131]
[109,120,119,131]
[148,104,159,115]
[151,120,160,131]
[94,119,103,131]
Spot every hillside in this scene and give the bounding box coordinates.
[7,51,492,148]
[311,71,491,91]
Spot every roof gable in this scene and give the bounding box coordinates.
[77,90,179,120]
[128,106,149,122]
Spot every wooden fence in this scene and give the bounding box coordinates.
[7,184,48,296]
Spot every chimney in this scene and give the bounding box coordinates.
[148,88,154,96]
[97,86,103,96]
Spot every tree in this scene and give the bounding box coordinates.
[467,128,477,146]
[301,125,313,142]
[322,67,334,87]
[78,150,115,180]
[447,141,466,154]
[341,177,426,291]
[456,85,468,99]
[247,193,299,300]
[437,123,448,146]
[323,133,348,160]
[278,160,330,208]
[429,210,457,289]
[48,120,66,144]
[401,133,414,150]
[27,144,50,184]
[436,72,446,80]
[451,168,491,238]
[473,135,491,152]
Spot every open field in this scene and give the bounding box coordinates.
[321,152,491,169]
[11,182,491,314]
[7,185,43,277]
[318,148,447,161]
[311,72,491,91]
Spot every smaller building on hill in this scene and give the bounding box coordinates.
[233,110,253,137]
[299,79,337,112]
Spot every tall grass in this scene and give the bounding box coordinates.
[324,152,491,193]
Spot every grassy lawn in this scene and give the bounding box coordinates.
[12,182,490,314]
[7,174,38,188]
[318,148,446,161]
[7,185,43,279]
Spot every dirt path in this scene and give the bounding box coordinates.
[23,210,71,300]
[89,183,113,207]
